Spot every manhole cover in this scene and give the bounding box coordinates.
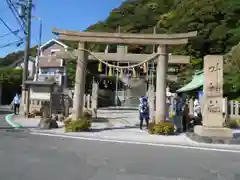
[5,128,25,132]
[0,127,28,133]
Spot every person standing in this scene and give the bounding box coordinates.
[174,96,185,133]
[182,103,189,132]
[13,94,20,115]
[193,98,200,117]
[139,96,150,130]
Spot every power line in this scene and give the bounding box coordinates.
[0,39,23,48]
[6,0,26,33]
[0,16,23,40]
[0,29,21,39]
[10,0,26,25]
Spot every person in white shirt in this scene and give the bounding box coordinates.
[13,93,21,115]
[193,98,200,117]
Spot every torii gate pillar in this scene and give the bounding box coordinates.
[72,42,87,120]
[155,45,168,122]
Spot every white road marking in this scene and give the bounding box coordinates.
[30,132,240,153]
[5,114,18,128]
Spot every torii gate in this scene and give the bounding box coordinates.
[52,28,197,122]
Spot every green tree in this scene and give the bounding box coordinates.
[0,47,37,67]
[0,68,22,84]
[224,43,240,97]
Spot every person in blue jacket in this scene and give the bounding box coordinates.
[139,96,150,130]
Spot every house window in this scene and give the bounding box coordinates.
[50,49,60,56]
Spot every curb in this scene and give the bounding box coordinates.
[30,131,240,153]
[186,132,240,145]
[5,114,24,128]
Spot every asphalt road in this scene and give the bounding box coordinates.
[0,111,240,180]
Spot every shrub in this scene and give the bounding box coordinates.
[226,119,240,129]
[64,118,91,132]
[148,121,175,135]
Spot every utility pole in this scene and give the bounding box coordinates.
[20,0,32,114]
[32,16,42,81]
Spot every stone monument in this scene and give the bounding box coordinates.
[38,101,58,129]
[194,55,232,139]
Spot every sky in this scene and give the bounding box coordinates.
[0,0,126,57]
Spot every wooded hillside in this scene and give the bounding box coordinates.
[1,0,240,95]
[87,0,240,95]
